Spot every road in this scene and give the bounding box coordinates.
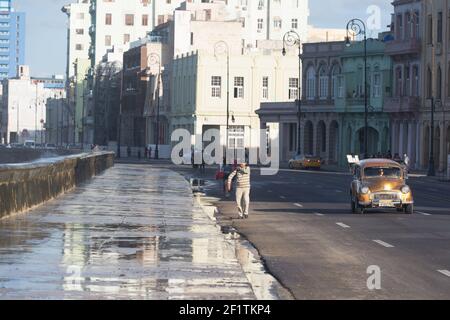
[198,166,450,299]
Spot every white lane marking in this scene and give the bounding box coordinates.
[417,211,432,216]
[314,212,324,216]
[336,222,351,229]
[373,240,395,248]
[437,270,450,277]
[280,196,286,199]
[294,203,303,208]
[335,190,344,193]
[267,190,273,193]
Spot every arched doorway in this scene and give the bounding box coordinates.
[329,121,339,163]
[356,127,379,156]
[316,121,326,157]
[304,121,314,155]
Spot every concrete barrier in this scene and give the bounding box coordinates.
[0,152,115,219]
[0,148,83,164]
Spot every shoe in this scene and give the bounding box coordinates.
[243,214,249,219]
[238,214,244,219]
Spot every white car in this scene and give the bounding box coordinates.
[24,140,36,148]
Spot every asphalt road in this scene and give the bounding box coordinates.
[193,166,450,300]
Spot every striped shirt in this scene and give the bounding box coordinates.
[227,166,251,189]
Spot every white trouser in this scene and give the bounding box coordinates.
[236,187,250,216]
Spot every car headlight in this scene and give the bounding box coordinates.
[360,186,370,194]
[401,185,411,194]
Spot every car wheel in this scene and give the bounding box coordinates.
[404,204,414,215]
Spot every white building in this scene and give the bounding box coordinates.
[2,66,65,144]
[170,49,299,151]
[225,0,310,48]
[62,0,91,79]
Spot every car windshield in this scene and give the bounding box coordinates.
[364,167,401,179]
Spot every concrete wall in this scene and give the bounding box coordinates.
[0,151,114,219]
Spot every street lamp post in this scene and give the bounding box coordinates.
[214,41,230,162]
[282,30,302,155]
[345,18,368,159]
[148,53,162,160]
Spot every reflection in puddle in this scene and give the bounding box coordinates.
[0,165,255,300]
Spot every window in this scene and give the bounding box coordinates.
[413,65,419,97]
[395,67,402,97]
[76,28,84,35]
[404,67,410,96]
[142,14,148,26]
[75,44,83,50]
[373,73,381,98]
[319,67,328,99]
[306,67,316,100]
[105,35,111,46]
[273,18,282,29]
[262,76,269,99]
[438,12,443,43]
[288,78,299,100]
[105,13,112,25]
[427,14,433,44]
[396,14,403,40]
[292,18,298,29]
[427,66,432,99]
[125,14,134,26]
[234,77,244,98]
[124,34,130,44]
[331,65,342,99]
[257,18,263,32]
[76,13,84,20]
[437,65,442,99]
[211,76,221,98]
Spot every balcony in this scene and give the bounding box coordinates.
[385,38,421,56]
[384,96,420,113]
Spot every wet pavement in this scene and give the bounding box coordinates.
[0,164,256,300]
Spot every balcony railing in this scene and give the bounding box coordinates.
[385,38,421,56]
[384,96,420,113]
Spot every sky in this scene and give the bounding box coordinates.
[14,0,393,77]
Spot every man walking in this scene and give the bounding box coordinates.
[227,162,251,219]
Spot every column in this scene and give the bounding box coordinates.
[407,121,414,165]
[440,123,446,172]
[398,122,404,156]
[415,121,421,169]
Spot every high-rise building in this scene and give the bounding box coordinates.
[62,0,91,79]
[0,0,25,80]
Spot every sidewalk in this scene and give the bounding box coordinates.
[0,164,255,299]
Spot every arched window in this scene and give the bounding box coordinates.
[412,65,419,97]
[331,65,342,99]
[373,66,381,98]
[318,66,328,100]
[306,66,316,100]
[395,66,403,97]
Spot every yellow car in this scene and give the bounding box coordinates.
[288,154,321,170]
[350,159,414,214]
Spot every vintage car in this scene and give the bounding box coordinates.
[288,154,321,170]
[350,159,414,214]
